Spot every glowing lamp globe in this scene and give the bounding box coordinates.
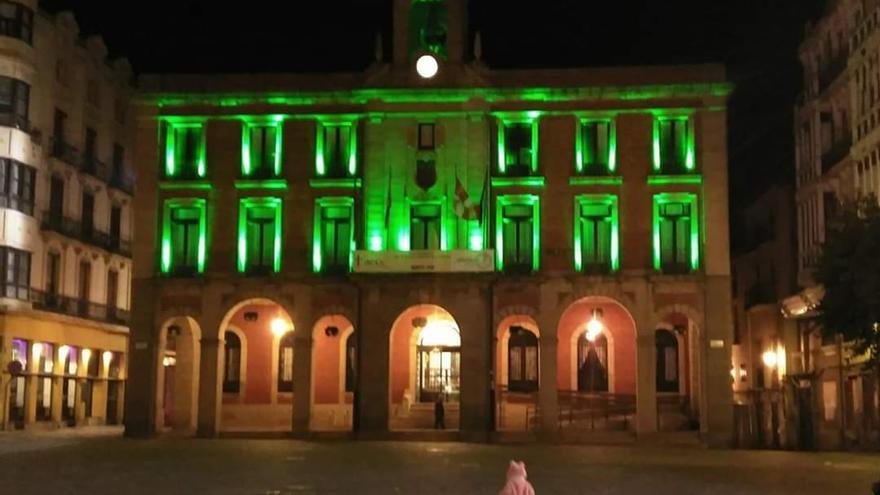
[271,317,289,336]
[586,317,603,342]
[416,54,439,79]
[761,350,778,369]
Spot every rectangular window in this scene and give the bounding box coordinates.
[410,203,441,250]
[110,205,122,243]
[418,123,435,151]
[112,143,124,178]
[0,159,34,215]
[496,196,540,273]
[654,117,694,173]
[499,121,537,176]
[0,246,30,300]
[314,198,354,274]
[106,270,118,309]
[0,2,34,44]
[0,75,28,128]
[577,120,614,174]
[164,122,205,179]
[46,251,60,296]
[653,194,699,273]
[238,198,282,274]
[81,191,94,238]
[161,199,207,276]
[575,196,619,273]
[49,175,64,224]
[243,123,281,178]
[316,123,356,178]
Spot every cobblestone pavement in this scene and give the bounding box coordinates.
[0,434,877,494]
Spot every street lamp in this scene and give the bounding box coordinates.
[586,308,603,342]
[271,317,289,336]
[761,349,778,369]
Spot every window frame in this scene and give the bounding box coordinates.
[0,158,35,215]
[222,331,242,394]
[652,115,696,174]
[237,197,282,274]
[315,120,357,178]
[408,199,445,251]
[574,194,619,273]
[0,245,30,300]
[161,198,207,275]
[575,117,616,175]
[313,197,355,273]
[495,194,540,272]
[162,119,207,179]
[0,2,34,45]
[652,192,700,273]
[241,119,283,178]
[496,114,540,176]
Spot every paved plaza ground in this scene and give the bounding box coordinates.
[0,430,878,494]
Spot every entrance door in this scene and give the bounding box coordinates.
[656,329,680,393]
[508,327,538,392]
[577,333,609,392]
[417,347,460,403]
[163,357,176,428]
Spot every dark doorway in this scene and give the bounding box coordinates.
[508,326,538,392]
[577,333,608,392]
[656,329,680,393]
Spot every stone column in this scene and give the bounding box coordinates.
[124,282,160,437]
[50,375,63,424]
[292,330,312,435]
[355,285,389,437]
[23,374,37,427]
[635,331,658,435]
[196,337,221,437]
[537,333,559,437]
[458,289,491,441]
[702,277,735,448]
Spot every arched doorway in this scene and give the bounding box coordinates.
[655,310,699,432]
[155,316,201,434]
[218,299,295,433]
[577,333,609,392]
[310,314,355,432]
[495,316,540,432]
[557,296,636,432]
[389,304,461,431]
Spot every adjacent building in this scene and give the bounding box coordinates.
[778,0,880,450]
[0,4,134,430]
[125,0,734,446]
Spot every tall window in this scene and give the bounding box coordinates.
[243,123,280,178]
[239,198,282,274]
[315,199,353,274]
[577,333,608,392]
[278,332,295,393]
[112,143,125,179]
[46,251,60,296]
[508,327,538,392]
[497,197,539,273]
[49,175,64,224]
[0,75,28,129]
[578,120,613,174]
[77,260,91,316]
[162,200,206,276]
[164,122,205,179]
[84,127,97,167]
[655,117,693,173]
[656,329,679,393]
[0,159,35,215]
[499,121,537,176]
[81,191,94,239]
[106,270,118,310]
[223,331,241,393]
[52,109,67,153]
[110,205,122,246]
[0,2,33,44]
[0,246,30,300]
[317,123,355,178]
[410,203,441,250]
[35,343,54,421]
[654,194,698,273]
[575,196,618,273]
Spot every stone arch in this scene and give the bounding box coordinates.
[654,303,704,431]
[495,314,541,389]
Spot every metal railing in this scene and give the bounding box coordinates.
[556,391,636,431]
[30,288,130,325]
[50,137,135,195]
[42,211,132,257]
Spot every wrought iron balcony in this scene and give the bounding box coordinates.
[42,211,132,257]
[50,138,80,166]
[30,289,130,325]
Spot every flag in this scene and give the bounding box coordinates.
[454,175,479,220]
[384,169,392,229]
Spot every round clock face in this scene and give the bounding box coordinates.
[416,54,439,79]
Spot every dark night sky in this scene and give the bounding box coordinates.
[42,0,826,245]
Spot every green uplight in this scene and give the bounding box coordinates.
[573,195,619,273]
[369,234,383,252]
[240,119,284,178]
[469,231,483,251]
[652,192,699,272]
[313,197,355,273]
[491,177,546,188]
[234,179,289,190]
[569,176,623,186]
[652,118,661,172]
[237,197,283,274]
[495,194,540,272]
[646,175,702,185]
[161,198,207,275]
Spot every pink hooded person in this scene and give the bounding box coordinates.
[499,460,535,495]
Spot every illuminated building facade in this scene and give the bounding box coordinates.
[0,5,134,430]
[125,0,734,446]
[780,0,880,450]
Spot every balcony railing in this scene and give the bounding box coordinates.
[821,136,851,173]
[851,6,880,53]
[50,137,135,195]
[42,212,132,257]
[30,289,130,325]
